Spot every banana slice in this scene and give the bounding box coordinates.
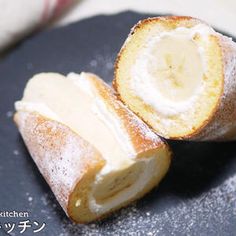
[114,16,236,140]
[148,34,203,102]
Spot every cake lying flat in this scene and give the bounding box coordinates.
[14,72,171,223]
[114,16,236,140]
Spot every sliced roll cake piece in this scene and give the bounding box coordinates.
[114,16,236,141]
[14,72,171,223]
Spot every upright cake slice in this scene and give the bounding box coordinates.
[114,16,236,140]
[14,72,171,223]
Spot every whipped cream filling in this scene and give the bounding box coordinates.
[68,72,94,96]
[68,72,136,163]
[92,98,136,159]
[131,24,215,116]
[15,101,62,122]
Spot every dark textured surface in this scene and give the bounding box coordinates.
[0,11,236,236]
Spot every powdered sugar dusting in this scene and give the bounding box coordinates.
[59,174,236,235]
[6,110,13,118]
[16,111,101,211]
[129,111,161,141]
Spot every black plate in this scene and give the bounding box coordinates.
[0,11,236,236]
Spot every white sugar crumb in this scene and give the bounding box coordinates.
[90,59,98,67]
[13,149,19,155]
[28,196,33,202]
[59,174,236,235]
[89,53,114,70]
[6,110,13,118]
[88,49,115,81]
[41,194,49,206]
[106,61,113,70]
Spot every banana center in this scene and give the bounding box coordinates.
[93,162,144,204]
[148,35,203,102]
[89,156,158,214]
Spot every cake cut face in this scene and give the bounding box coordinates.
[15,72,171,222]
[114,16,236,140]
